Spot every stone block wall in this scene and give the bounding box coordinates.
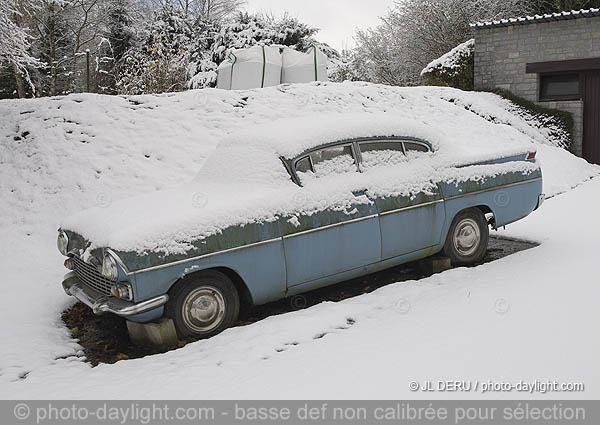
[474,16,600,155]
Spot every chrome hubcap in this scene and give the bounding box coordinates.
[452,218,481,257]
[182,286,226,333]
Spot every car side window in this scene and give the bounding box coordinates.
[403,142,431,160]
[295,144,358,183]
[359,141,407,170]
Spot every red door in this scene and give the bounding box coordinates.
[583,72,600,165]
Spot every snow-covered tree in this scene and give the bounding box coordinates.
[144,0,245,22]
[187,12,319,89]
[118,4,193,94]
[26,1,72,96]
[3,2,336,96]
[107,0,134,62]
[186,18,218,88]
[188,0,245,22]
[0,0,44,97]
[352,0,527,86]
[526,0,600,13]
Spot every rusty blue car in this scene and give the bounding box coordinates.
[58,130,544,339]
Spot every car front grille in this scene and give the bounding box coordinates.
[72,255,115,297]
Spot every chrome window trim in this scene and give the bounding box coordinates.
[351,142,363,173]
[357,139,407,156]
[402,140,431,153]
[289,137,434,186]
[444,177,542,201]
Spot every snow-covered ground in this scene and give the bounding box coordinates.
[0,82,598,399]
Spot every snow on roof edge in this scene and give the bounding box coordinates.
[471,8,600,29]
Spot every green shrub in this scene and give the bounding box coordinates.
[490,88,574,150]
[421,39,474,91]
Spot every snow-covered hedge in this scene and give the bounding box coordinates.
[421,40,573,150]
[489,88,575,151]
[421,39,474,91]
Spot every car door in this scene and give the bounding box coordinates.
[281,142,381,288]
[358,139,446,260]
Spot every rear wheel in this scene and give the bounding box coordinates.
[165,270,240,339]
[443,208,489,266]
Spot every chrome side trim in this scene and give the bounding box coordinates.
[133,237,283,275]
[379,199,445,217]
[444,177,542,201]
[282,213,379,239]
[535,193,546,210]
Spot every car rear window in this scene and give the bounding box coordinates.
[359,140,431,170]
[403,142,431,160]
[359,141,406,170]
[404,142,429,153]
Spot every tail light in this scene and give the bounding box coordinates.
[526,151,537,160]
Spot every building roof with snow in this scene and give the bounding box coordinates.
[471,8,600,29]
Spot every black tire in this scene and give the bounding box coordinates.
[165,270,240,339]
[443,208,489,266]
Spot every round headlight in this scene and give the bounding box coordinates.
[101,253,118,280]
[57,231,69,256]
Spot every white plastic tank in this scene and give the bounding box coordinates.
[281,45,328,84]
[217,45,282,90]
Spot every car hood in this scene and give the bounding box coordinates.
[61,180,290,256]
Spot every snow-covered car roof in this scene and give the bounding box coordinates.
[196,111,535,186]
[221,111,532,160]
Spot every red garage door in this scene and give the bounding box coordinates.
[584,72,600,165]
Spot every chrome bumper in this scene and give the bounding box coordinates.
[62,272,168,317]
[535,193,546,210]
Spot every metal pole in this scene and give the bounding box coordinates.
[86,50,90,93]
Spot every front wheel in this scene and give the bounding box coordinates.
[443,208,489,266]
[165,270,240,339]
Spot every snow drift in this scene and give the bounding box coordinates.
[0,82,598,396]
